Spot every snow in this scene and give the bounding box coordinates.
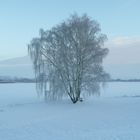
[101,82,140,97]
[0,83,140,140]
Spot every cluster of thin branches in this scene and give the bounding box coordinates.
[28,14,109,103]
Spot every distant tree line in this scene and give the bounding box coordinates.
[109,79,140,82]
[0,77,35,83]
[1,76,140,84]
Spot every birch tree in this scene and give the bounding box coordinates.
[28,14,109,103]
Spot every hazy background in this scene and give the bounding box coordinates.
[0,0,140,79]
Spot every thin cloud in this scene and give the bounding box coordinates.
[104,36,140,64]
[105,36,140,48]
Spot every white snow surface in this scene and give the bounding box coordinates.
[0,83,140,140]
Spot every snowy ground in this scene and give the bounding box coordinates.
[0,83,140,140]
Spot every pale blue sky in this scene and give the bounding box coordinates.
[0,0,140,60]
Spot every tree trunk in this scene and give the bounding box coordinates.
[69,90,81,104]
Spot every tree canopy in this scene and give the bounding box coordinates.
[28,14,109,103]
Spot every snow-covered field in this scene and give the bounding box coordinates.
[0,83,140,140]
